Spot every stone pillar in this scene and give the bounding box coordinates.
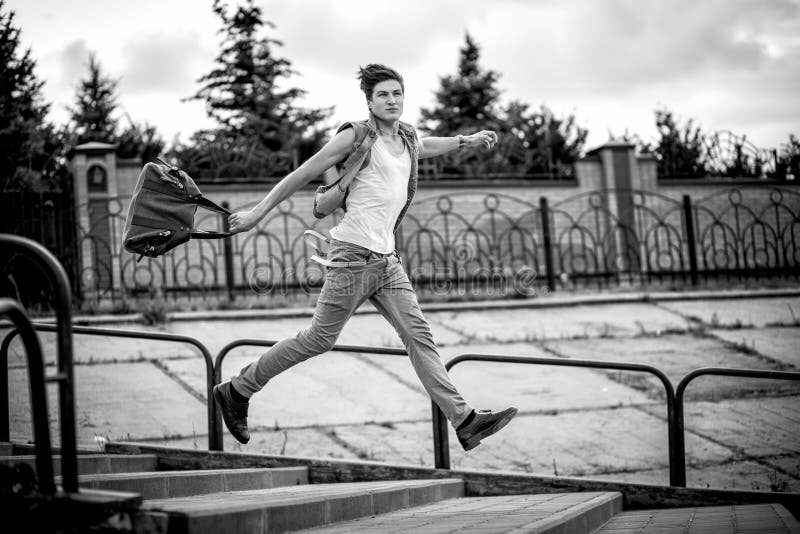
[586,141,640,273]
[69,142,118,299]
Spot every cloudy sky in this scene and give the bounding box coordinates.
[7,0,800,151]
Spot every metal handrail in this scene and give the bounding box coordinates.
[1,234,79,493]
[0,299,56,495]
[213,339,409,450]
[1,325,220,450]
[431,354,680,484]
[673,367,800,487]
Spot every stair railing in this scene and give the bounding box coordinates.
[0,234,79,493]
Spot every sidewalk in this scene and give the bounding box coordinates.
[6,292,800,493]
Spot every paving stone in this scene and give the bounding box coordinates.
[328,409,731,478]
[659,297,800,328]
[641,396,800,458]
[426,303,689,343]
[589,457,800,492]
[545,334,800,400]
[9,361,207,447]
[709,327,800,369]
[151,426,356,459]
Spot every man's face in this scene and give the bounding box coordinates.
[368,79,404,121]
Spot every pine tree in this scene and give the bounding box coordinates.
[0,0,58,190]
[419,33,501,137]
[68,52,119,145]
[181,0,331,179]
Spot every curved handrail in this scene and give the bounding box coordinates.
[0,299,56,495]
[213,339,408,450]
[672,366,800,487]
[432,354,679,484]
[1,324,219,450]
[0,234,79,493]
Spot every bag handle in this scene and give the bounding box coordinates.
[190,229,232,239]
[193,195,231,215]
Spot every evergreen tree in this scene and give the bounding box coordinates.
[180,0,331,179]
[116,116,165,163]
[0,0,59,190]
[419,33,501,137]
[419,33,586,179]
[651,109,707,178]
[67,52,119,145]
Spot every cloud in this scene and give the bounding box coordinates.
[119,31,213,97]
[56,39,90,92]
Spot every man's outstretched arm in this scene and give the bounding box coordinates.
[419,130,498,159]
[228,128,356,233]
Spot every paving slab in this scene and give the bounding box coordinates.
[345,342,653,414]
[709,327,800,369]
[603,457,800,492]
[659,297,800,327]
[10,361,207,447]
[426,303,690,343]
[545,334,800,401]
[179,351,431,428]
[326,409,731,478]
[641,396,800,458]
[152,427,356,460]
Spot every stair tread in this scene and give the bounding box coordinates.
[299,491,621,533]
[71,466,306,481]
[592,503,800,533]
[143,478,464,513]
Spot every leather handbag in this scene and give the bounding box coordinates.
[123,158,231,260]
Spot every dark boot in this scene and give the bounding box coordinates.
[213,382,250,444]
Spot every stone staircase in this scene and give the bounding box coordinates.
[2,442,798,533]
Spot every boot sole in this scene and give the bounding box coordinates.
[213,385,250,444]
[460,408,518,451]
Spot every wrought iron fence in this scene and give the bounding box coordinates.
[2,186,798,305]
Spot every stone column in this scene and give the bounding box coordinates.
[69,142,118,300]
[586,141,640,273]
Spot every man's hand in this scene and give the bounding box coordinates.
[466,130,498,150]
[228,209,260,234]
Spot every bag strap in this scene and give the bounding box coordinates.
[193,195,231,215]
[190,229,232,239]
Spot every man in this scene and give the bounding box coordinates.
[215,64,516,452]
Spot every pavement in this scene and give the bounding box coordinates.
[5,291,800,493]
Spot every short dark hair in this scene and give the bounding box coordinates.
[357,64,404,101]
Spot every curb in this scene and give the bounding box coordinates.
[26,287,800,326]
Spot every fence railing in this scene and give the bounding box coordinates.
[3,186,798,306]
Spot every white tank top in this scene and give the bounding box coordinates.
[329,136,411,254]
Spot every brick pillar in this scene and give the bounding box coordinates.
[586,141,640,273]
[69,142,118,299]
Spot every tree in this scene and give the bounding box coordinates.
[418,33,586,179]
[491,101,587,178]
[0,0,60,190]
[67,52,119,145]
[419,33,502,137]
[650,109,707,178]
[116,117,165,163]
[179,0,331,179]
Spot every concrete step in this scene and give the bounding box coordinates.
[0,453,158,476]
[0,442,12,456]
[142,478,465,533]
[591,503,800,533]
[69,467,308,499]
[301,491,621,533]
